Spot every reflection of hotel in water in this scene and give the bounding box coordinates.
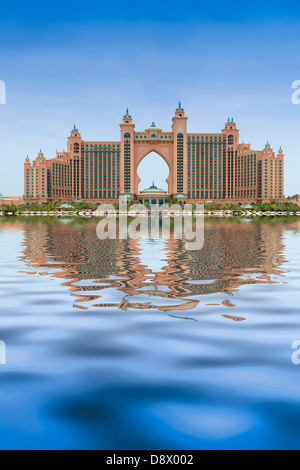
[12,220,288,313]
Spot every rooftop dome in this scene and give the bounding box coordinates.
[140,182,167,194]
[145,122,162,131]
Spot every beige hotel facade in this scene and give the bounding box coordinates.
[23,104,284,205]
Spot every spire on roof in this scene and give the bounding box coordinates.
[124,108,131,118]
[177,101,183,110]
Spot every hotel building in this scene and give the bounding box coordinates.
[24,104,284,204]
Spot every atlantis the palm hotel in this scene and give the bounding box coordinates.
[23,104,284,205]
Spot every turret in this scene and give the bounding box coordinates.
[222,117,239,146]
[262,142,274,157]
[172,102,188,129]
[224,117,238,131]
[121,108,134,125]
[70,125,80,138]
[68,125,82,154]
[277,146,284,157]
[173,101,186,119]
[265,141,271,150]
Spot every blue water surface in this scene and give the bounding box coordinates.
[0,217,299,450]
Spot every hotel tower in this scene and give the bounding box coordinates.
[24,104,284,204]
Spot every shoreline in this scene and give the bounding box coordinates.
[1,210,300,218]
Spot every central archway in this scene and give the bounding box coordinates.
[132,140,174,196]
[137,152,169,194]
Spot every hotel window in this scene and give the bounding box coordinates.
[228,135,234,145]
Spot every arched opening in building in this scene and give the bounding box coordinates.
[137,152,169,194]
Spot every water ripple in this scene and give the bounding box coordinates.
[0,218,299,449]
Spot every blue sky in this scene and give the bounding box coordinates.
[0,1,300,195]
